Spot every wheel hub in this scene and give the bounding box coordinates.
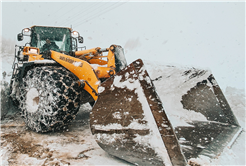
[26,88,39,113]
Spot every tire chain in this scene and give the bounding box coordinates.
[18,66,81,132]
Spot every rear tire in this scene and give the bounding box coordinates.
[19,66,81,132]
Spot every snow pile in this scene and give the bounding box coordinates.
[0,140,11,166]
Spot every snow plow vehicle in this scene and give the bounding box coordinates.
[7,25,242,165]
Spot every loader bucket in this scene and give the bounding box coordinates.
[90,59,241,165]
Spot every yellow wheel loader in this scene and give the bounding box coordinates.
[9,25,242,165]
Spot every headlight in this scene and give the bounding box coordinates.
[73,31,78,35]
[24,28,30,32]
[72,31,79,38]
[29,48,38,54]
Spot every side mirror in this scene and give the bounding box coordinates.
[17,33,23,41]
[78,36,83,43]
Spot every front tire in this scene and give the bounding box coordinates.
[19,66,81,132]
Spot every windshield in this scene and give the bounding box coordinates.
[30,26,72,53]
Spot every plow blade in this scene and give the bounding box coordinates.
[90,59,241,165]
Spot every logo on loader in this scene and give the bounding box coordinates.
[59,55,83,67]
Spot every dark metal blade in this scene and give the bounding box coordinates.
[150,64,241,161]
[90,59,187,166]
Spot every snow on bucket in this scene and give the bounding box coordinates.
[90,59,241,166]
[90,59,186,166]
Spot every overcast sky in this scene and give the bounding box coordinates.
[1,1,245,90]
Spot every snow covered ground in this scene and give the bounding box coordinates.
[1,103,134,166]
[0,53,245,165]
